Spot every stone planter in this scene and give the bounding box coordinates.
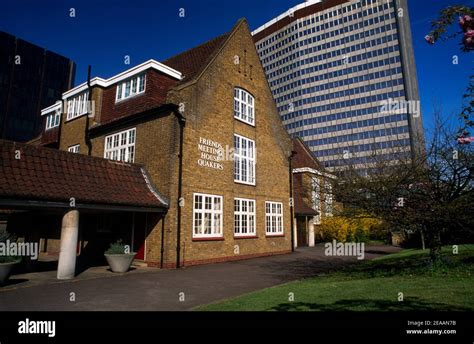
[104,253,136,273]
[0,260,19,285]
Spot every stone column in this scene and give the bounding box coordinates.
[293,218,298,249]
[57,210,79,280]
[308,220,315,247]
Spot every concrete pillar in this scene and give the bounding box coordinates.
[308,220,315,247]
[293,218,298,249]
[57,210,79,280]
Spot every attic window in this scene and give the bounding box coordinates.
[234,88,255,126]
[66,92,89,120]
[45,109,61,130]
[116,74,146,102]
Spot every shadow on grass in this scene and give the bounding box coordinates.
[270,298,473,312]
[344,254,474,279]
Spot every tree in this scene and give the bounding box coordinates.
[425,6,474,139]
[333,117,474,262]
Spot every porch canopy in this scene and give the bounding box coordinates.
[0,139,168,279]
[0,139,168,212]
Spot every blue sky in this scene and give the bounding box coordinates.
[1,0,473,133]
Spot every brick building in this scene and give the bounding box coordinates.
[292,137,337,247]
[1,19,294,276]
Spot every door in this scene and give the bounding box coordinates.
[132,213,146,260]
[296,217,308,247]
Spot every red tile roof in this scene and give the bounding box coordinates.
[292,138,325,216]
[89,23,234,130]
[292,137,325,171]
[163,31,231,85]
[0,140,167,210]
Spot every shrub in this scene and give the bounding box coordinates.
[318,216,350,242]
[0,230,20,264]
[105,240,129,255]
[319,216,384,243]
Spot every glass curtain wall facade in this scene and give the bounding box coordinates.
[253,0,424,172]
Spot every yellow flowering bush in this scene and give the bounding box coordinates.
[318,215,383,242]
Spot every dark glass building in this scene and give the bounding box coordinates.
[0,31,75,142]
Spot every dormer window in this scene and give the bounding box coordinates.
[66,92,89,121]
[45,108,61,130]
[116,74,146,102]
[234,88,255,126]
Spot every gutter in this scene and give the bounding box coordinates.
[0,199,167,213]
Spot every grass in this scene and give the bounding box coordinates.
[197,244,474,311]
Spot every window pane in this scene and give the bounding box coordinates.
[214,197,221,211]
[125,81,131,97]
[139,75,145,92]
[117,84,122,100]
[214,214,221,234]
[132,78,137,94]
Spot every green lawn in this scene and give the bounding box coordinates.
[197,244,474,311]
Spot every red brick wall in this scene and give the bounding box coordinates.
[100,69,178,124]
[40,126,59,146]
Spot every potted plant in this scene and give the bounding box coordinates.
[104,240,136,273]
[0,231,21,285]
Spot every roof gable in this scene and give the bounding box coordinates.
[292,137,324,171]
[163,32,230,85]
[162,19,248,86]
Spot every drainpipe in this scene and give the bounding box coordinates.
[160,215,165,269]
[173,106,186,268]
[289,150,297,252]
[85,65,92,156]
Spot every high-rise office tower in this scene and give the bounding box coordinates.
[253,0,424,172]
[0,31,75,142]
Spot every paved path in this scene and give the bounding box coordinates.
[0,245,399,311]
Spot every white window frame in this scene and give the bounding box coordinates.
[66,91,88,121]
[193,193,223,239]
[68,144,80,154]
[234,198,256,237]
[265,201,284,236]
[311,177,322,224]
[45,109,61,130]
[115,74,146,102]
[234,88,255,126]
[234,134,256,185]
[104,128,136,163]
